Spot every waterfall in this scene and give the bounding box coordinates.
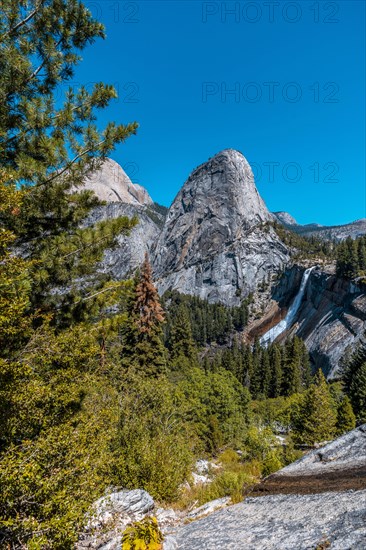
[260,266,315,346]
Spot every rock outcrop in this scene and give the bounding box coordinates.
[245,264,366,378]
[153,149,290,305]
[77,489,155,549]
[253,424,366,495]
[79,158,153,206]
[175,425,366,549]
[295,268,366,378]
[85,202,162,280]
[76,488,228,550]
[273,211,298,226]
[176,490,366,549]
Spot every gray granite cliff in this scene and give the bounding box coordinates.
[152,149,290,305]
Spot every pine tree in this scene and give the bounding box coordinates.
[343,344,366,393]
[0,0,137,185]
[336,396,356,435]
[0,0,138,324]
[0,171,33,355]
[133,254,164,333]
[250,338,262,398]
[300,340,312,388]
[231,337,244,382]
[221,348,236,376]
[169,304,197,365]
[349,362,366,423]
[293,369,337,445]
[121,254,167,376]
[358,238,366,273]
[350,239,360,277]
[343,344,366,422]
[282,338,302,396]
[336,236,364,279]
[269,344,283,398]
[260,349,271,398]
[241,344,253,389]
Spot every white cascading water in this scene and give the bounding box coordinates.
[260,266,315,346]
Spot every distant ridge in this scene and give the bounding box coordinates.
[273,211,366,241]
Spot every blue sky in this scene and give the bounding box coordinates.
[75,0,365,226]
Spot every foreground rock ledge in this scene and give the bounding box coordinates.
[176,489,366,550]
[175,425,366,549]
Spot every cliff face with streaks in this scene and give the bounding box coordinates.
[296,269,366,378]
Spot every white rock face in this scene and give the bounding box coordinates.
[273,211,298,226]
[153,149,290,305]
[295,269,366,378]
[77,489,154,549]
[88,489,154,529]
[186,497,231,520]
[176,490,366,550]
[86,203,162,280]
[191,472,211,485]
[78,158,153,205]
[195,459,219,475]
[176,426,366,549]
[277,424,366,476]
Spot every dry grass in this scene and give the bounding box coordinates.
[174,451,262,510]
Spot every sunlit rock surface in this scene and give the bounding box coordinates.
[175,426,366,549]
[153,149,290,305]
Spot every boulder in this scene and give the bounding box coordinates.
[95,489,154,517]
[191,472,211,485]
[195,459,218,475]
[77,489,154,549]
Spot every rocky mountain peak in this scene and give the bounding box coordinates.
[152,149,289,305]
[80,158,153,206]
[273,211,298,226]
[180,149,271,226]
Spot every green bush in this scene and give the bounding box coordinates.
[262,450,283,477]
[0,377,119,549]
[177,366,251,453]
[241,426,285,477]
[218,448,241,466]
[208,470,254,503]
[182,468,257,507]
[121,517,163,550]
[113,373,193,502]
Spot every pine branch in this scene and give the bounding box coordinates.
[25,38,63,84]
[73,284,122,305]
[1,1,44,40]
[32,139,106,189]
[61,231,125,260]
